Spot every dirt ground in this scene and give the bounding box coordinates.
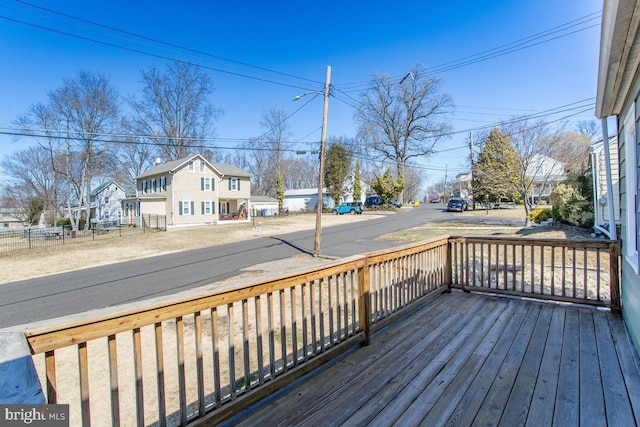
[0,206,593,285]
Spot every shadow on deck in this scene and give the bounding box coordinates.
[227,291,640,426]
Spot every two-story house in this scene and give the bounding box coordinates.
[122,154,251,226]
[90,181,136,224]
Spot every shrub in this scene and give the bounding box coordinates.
[550,183,594,228]
[528,208,553,224]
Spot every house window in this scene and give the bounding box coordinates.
[160,176,166,192]
[202,177,213,191]
[229,177,239,191]
[152,179,157,193]
[200,161,205,173]
[180,201,193,215]
[203,201,214,215]
[623,104,638,272]
[188,160,194,172]
[220,202,229,214]
[142,181,148,194]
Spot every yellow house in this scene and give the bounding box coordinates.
[122,154,251,226]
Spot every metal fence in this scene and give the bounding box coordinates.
[0,214,166,253]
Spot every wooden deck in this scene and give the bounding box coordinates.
[224,291,640,426]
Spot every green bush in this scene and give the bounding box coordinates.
[527,208,553,224]
[550,183,594,228]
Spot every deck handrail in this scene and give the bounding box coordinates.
[19,235,619,426]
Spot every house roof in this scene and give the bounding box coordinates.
[137,154,251,179]
[250,196,278,203]
[91,181,136,197]
[284,188,328,197]
[596,0,640,117]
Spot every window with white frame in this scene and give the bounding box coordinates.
[219,202,229,214]
[188,160,194,172]
[229,177,239,191]
[160,176,166,192]
[200,161,205,173]
[181,201,193,215]
[202,177,212,191]
[152,179,157,193]
[624,103,638,272]
[142,181,148,194]
[203,201,214,215]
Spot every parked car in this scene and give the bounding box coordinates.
[447,197,469,212]
[388,199,402,208]
[364,195,383,208]
[429,198,441,204]
[333,202,363,215]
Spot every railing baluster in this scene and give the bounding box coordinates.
[152,325,165,427]
[176,317,186,423]
[280,289,287,370]
[195,311,205,415]
[328,276,334,346]
[255,296,265,382]
[291,287,298,365]
[583,249,588,300]
[78,342,90,426]
[226,305,236,399]
[133,328,145,426]
[267,292,275,379]
[242,299,251,391]
[108,335,121,427]
[210,307,221,405]
[301,285,308,360]
[572,247,577,298]
[540,244,545,295]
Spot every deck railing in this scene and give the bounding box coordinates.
[21,236,619,426]
[449,236,620,312]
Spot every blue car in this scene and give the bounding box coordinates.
[447,197,468,212]
[333,202,363,215]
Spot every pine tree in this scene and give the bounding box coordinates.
[324,143,352,205]
[353,160,362,202]
[473,128,520,204]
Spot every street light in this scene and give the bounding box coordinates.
[293,65,331,257]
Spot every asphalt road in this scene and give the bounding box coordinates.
[0,204,507,328]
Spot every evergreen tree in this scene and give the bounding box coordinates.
[275,169,285,213]
[472,128,520,204]
[324,143,352,205]
[353,160,362,202]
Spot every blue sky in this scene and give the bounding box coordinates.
[0,0,602,184]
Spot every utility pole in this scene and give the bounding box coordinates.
[444,164,448,200]
[313,65,331,257]
[469,131,475,209]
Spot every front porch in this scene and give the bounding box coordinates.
[19,235,636,426]
[229,291,640,426]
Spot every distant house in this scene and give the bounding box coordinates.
[525,154,566,203]
[122,154,252,226]
[250,196,279,217]
[0,208,22,228]
[283,188,334,212]
[90,181,136,223]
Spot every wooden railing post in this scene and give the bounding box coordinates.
[445,239,453,293]
[609,241,621,314]
[358,258,371,346]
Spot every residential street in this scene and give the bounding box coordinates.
[1,204,492,329]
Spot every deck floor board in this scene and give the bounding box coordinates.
[229,292,640,427]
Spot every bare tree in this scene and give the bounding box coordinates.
[46,70,120,230]
[502,117,569,222]
[355,63,453,203]
[129,62,221,161]
[1,147,58,224]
